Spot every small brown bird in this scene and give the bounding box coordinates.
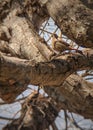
[51,32,78,53]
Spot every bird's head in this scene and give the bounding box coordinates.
[52,34,58,39]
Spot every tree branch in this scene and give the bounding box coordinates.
[0,49,93,87]
[39,0,93,48]
[2,14,53,61]
[45,74,93,120]
[0,50,92,85]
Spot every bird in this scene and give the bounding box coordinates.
[51,32,78,53]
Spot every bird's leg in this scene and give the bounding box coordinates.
[69,47,83,55]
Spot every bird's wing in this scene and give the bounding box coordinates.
[58,40,70,47]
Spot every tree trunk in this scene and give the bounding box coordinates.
[0,0,93,126]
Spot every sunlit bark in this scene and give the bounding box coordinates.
[0,0,93,123]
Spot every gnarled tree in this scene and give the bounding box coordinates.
[0,0,93,129]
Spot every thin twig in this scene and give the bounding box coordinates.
[64,110,68,130]
[52,122,58,130]
[40,28,53,35]
[0,116,14,121]
[46,27,58,42]
[70,113,84,130]
[85,77,93,80]
[40,20,49,35]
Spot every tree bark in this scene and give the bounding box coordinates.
[45,74,93,120]
[0,49,93,87]
[39,0,93,47]
[0,0,93,121]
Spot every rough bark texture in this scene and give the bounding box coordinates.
[0,49,93,87]
[0,0,93,125]
[45,74,93,119]
[40,0,93,47]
